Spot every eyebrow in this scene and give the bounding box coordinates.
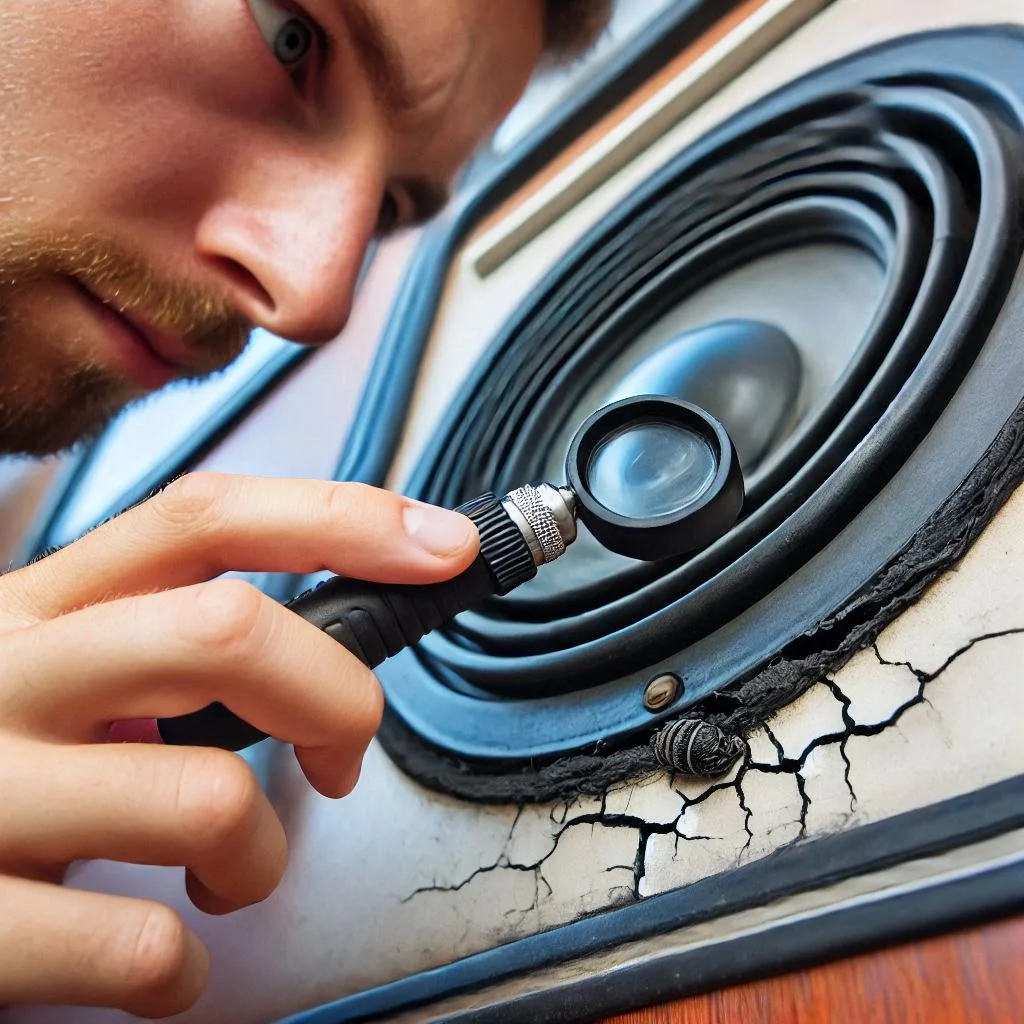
[340,0,418,115]
[339,2,453,225]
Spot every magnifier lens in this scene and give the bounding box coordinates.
[586,417,718,520]
[566,396,743,561]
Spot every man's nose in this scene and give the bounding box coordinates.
[195,157,381,344]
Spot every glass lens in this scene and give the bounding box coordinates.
[586,418,718,520]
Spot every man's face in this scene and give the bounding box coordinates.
[0,0,544,454]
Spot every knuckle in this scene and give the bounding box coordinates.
[175,750,261,848]
[117,904,193,999]
[0,570,46,628]
[324,481,383,530]
[181,579,267,658]
[151,472,233,533]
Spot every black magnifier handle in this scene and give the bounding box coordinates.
[155,397,743,752]
[155,492,546,751]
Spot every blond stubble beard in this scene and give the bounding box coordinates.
[0,232,249,456]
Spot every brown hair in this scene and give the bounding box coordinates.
[544,0,614,61]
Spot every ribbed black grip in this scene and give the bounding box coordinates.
[156,494,535,751]
[455,492,536,594]
[287,556,497,667]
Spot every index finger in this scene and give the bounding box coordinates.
[6,579,382,796]
[4,473,479,622]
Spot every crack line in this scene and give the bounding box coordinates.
[403,628,1024,912]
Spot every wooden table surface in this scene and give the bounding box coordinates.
[601,914,1024,1023]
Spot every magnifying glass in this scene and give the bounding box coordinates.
[157,396,743,750]
[567,396,742,561]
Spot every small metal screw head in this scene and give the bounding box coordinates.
[643,673,682,712]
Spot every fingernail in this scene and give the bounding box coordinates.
[403,503,476,557]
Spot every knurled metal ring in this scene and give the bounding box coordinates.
[506,485,566,563]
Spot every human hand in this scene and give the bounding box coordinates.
[0,473,478,1017]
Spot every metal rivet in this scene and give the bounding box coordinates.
[643,673,682,712]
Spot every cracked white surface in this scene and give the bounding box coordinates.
[801,742,857,833]
[12,1,1024,1022]
[603,775,683,824]
[844,634,1024,821]
[766,682,848,760]
[875,476,1024,677]
[833,647,922,728]
[742,770,805,859]
[745,725,781,766]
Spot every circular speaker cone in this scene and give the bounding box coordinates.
[380,29,1024,775]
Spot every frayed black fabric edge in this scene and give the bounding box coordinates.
[378,393,1024,805]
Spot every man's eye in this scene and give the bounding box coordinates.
[248,0,317,69]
